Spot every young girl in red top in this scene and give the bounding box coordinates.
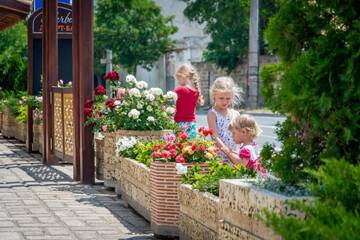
[174,63,204,138]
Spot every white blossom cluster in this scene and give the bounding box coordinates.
[115,137,138,155]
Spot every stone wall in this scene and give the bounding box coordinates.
[219,179,297,240]
[15,122,27,143]
[32,123,43,153]
[193,55,278,107]
[103,130,172,188]
[2,109,16,138]
[119,157,151,221]
[179,184,219,240]
[95,136,104,180]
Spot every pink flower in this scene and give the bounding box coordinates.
[176,154,185,163]
[116,88,126,100]
[162,150,171,159]
[102,125,108,132]
[163,134,176,143]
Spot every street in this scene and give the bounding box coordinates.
[196,113,286,150]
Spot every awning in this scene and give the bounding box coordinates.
[0,0,31,31]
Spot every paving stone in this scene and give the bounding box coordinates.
[0,136,152,239]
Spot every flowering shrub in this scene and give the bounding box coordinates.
[84,85,118,133]
[84,74,178,131]
[57,79,72,88]
[115,136,164,167]
[151,130,218,164]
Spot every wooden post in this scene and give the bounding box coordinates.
[42,0,58,164]
[72,0,95,184]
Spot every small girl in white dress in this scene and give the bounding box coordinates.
[207,77,242,164]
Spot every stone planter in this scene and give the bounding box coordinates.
[15,121,27,142]
[32,123,43,153]
[95,135,104,180]
[179,184,220,240]
[219,179,300,240]
[118,157,151,221]
[2,109,16,138]
[150,161,209,238]
[103,130,172,188]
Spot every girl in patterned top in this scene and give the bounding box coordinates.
[215,114,262,170]
[207,77,242,163]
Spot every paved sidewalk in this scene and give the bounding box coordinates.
[0,136,154,240]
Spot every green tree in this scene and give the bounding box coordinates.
[182,0,278,72]
[94,0,177,74]
[0,22,27,91]
[260,0,360,185]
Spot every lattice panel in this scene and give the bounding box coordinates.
[53,92,63,153]
[63,93,74,156]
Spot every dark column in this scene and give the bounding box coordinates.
[27,21,33,152]
[72,0,95,184]
[42,0,58,164]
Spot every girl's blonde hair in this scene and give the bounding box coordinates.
[210,76,243,106]
[176,63,204,106]
[229,114,262,139]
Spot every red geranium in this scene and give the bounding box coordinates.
[95,85,106,95]
[175,154,185,163]
[85,99,94,108]
[106,98,115,110]
[84,107,92,117]
[103,70,119,81]
[199,127,214,137]
[162,150,171,159]
[180,133,188,141]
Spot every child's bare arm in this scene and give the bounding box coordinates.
[220,146,248,166]
[207,111,218,137]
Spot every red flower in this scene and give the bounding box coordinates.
[176,154,185,163]
[84,99,94,108]
[106,98,115,110]
[162,150,171,159]
[95,85,106,95]
[176,142,183,149]
[153,145,160,151]
[170,149,177,158]
[191,145,196,151]
[152,151,161,158]
[84,107,92,117]
[180,133,188,141]
[199,145,206,152]
[103,70,119,81]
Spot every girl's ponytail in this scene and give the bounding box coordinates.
[188,66,204,106]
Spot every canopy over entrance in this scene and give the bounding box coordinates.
[0,0,31,31]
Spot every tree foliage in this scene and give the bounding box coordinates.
[182,0,278,72]
[0,22,27,91]
[262,159,360,240]
[94,0,177,73]
[260,0,360,185]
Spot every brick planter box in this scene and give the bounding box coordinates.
[15,121,27,143]
[2,109,16,138]
[103,130,172,188]
[32,123,43,153]
[219,179,301,240]
[118,157,151,221]
[150,161,209,238]
[179,184,220,240]
[95,135,104,180]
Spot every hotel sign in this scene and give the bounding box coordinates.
[32,6,72,34]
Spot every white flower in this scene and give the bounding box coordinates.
[149,88,163,96]
[145,93,155,101]
[146,105,153,112]
[147,116,155,122]
[176,163,188,175]
[166,107,176,114]
[129,88,141,97]
[126,74,137,84]
[35,96,43,102]
[137,103,143,109]
[114,100,121,106]
[128,109,140,119]
[164,91,178,101]
[136,81,148,89]
[116,137,138,155]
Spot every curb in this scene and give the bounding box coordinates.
[197,107,283,118]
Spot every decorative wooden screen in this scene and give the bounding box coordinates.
[52,87,73,163]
